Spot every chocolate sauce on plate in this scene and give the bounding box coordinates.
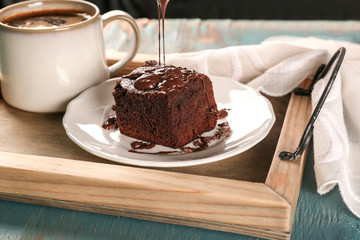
[129,119,231,154]
[131,141,156,150]
[181,121,231,153]
[102,116,117,130]
[102,109,231,154]
[218,109,229,119]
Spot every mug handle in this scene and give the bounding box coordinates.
[101,10,141,76]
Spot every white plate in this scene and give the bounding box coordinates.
[63,75,275,167]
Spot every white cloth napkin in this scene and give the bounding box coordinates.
[164,37,360,218]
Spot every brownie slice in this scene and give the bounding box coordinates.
[112,60,218,148]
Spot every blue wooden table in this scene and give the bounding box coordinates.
[1,19,360,240]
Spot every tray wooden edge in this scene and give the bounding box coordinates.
[0,150,291,240]
[265,79,312,237]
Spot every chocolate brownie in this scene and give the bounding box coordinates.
[112,60,218,148]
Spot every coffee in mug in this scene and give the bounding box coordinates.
[0,0,141,113]
[3,10,92,29]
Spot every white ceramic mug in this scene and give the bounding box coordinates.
[0,0,140,112]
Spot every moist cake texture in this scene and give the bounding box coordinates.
[112,60,218,148]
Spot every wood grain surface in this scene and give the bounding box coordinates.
[0,52,291,184]
[266,79,312,229]
[0,54,311,240]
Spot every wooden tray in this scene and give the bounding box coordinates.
[0,54,311,240]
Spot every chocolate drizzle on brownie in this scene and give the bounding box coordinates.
[133,73,161,90]
[124,60,196,92]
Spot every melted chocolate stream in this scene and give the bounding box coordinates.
[157,0,169,66]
